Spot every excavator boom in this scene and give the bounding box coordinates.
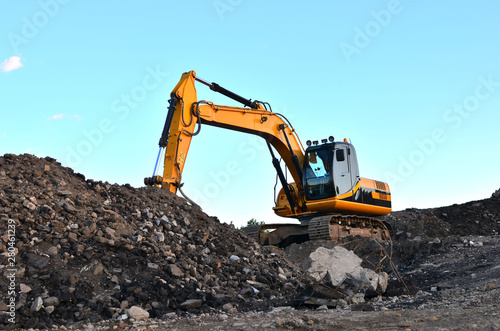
[146,70,306,214]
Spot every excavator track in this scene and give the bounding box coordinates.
[308,215,392,242]
[241,225,262,241]
[242,215,392,248]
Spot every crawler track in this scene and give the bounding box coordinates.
[242,215,392,247]
[308,215,392,241]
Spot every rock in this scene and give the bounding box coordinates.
[295,246,389,305]
[127,306,150,320]
[350,293,365,304]
[93,263,105,275]
[350,303,375,311]
[63,202,78,214]
[47,246,59,256]
[23,200,36,210]
[104,227,116,237]
[179,299,203,310]
[246,280,269,290]
[19,283,32,293]
[26,253,50,269]
[222,303,233,312]
[30,296,43,312]
[44,297,60,307]
[154,232,165,242]
[307,246,361,284]
[168,264,184,277]
[378,272,389,293]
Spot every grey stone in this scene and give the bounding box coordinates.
[44,296,60,307]
[168,264,184,277]
[222,303,233,312]
[350,303,375,311]
[27,253,50,269]
[246,280,269,290]
[179,299,203,310]
[307,246,389,293]
[127,306,149,320]
[30,296,43,312]
[105,227,116,237]
[155,232,165,242]
[317,304,329,311]
[93,263,105,276]
[47,246,59,256]
[19,283,32,293]
[23,200,36,210]
[63,202,78,214]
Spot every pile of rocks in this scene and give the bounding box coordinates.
[381,194,500,268]
[0,154,304,329]
[3,153,498,329]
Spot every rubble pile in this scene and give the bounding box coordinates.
[382,194,500,266]
[0,154,304,329]
[1,152,499,330]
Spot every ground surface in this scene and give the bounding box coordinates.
[1,154,499,330]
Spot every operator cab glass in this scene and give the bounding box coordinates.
[303,142,360,200]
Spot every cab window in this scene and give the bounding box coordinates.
[304,149,334,200]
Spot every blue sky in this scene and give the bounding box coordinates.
[1,1,499,228]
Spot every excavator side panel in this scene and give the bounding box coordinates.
[274,177,391,218]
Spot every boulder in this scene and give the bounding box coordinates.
[127,306,149,320]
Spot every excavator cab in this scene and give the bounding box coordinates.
[303,141,360,201]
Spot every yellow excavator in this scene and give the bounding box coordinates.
[145,70,392,247]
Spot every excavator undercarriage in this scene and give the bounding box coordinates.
[242,215,393,248]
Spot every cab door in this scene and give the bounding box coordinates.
[333,145,352,196]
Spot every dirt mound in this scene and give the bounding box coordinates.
[0,154,304,329]
[382,194,500,266]
[377,192,500,300]
[1,153,500,330]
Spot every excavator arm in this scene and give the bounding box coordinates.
[145,70,306,214]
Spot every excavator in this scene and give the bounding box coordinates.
[144,70,392,247]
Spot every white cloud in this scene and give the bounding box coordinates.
[47,113,82,121]
[1,56,23,72]
[47,113,65,121]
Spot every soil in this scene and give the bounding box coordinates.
[1,153,499,330]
